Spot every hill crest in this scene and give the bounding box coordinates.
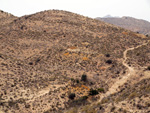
[0,10,15,18]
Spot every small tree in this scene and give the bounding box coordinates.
[89,89,99,96]
[105,54,110,57]
[76,79,79,83]
[81,74,87,82]
[147,66,150,70]
[69,93,76,100]
[106,60,112,64]
[29,62,33,65]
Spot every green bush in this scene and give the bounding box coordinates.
[97,88,104,93]
[71,78,75,82]
[89,89,99,96]
[81,74,87,82]
[147,66,150,70]
[106,60,112,64]
[105,54,110,57]
[69,93,76,100]
[76,79,79,83]
[29,62,33,65]
[79,96,88,101]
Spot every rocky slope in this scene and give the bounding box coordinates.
[0,10,17,26]
[96,16,150,36]
[0,10,150,113]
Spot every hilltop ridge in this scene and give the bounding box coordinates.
[0,10,15,18]
[0,10,17,26]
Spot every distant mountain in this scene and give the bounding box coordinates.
[103,15,120,18]
[96,16,150,35]
[103,15,113,18]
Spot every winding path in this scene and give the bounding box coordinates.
[26,84,66,103]
[98,40,150,103]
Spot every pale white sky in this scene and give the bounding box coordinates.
[0,0,150,22]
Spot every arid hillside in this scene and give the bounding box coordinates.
[0,10,150,113]
[96,16,150,36]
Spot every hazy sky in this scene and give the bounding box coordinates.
[0,0,150,22]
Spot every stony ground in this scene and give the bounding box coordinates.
[0,10,150,113]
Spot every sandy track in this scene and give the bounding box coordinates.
[26,84,66,103]
[98,40,150,102]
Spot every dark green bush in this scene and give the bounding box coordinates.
[69,93,76,100]
[81,74,87,82]
[106,60,112,64]
[71,78,75,82]
[76,79,79,83]
[29,62,33,65]
[105,54,110,57]
[97,88,104,93]
[89,89,99,96]
[79,96,88,101]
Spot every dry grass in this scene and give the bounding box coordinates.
[0,10,149,113]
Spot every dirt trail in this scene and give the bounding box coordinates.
[26,84,66,103]
[98,40,150,102]
[1,84,66,104]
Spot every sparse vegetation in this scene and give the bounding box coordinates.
[97,88,105,93]
[101,98,109,104]
[76,79,79,83]
[0,9,149,113]
[71,78,75,82]
[128,92,137,100]
[89,89,99,96]
[81,74,87,82]
[80,96,88,101]
[106,60,112,64]
[147,66,150,70]
[105,54,110,57]
[69,93,76,100]
[29,62,33,65]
